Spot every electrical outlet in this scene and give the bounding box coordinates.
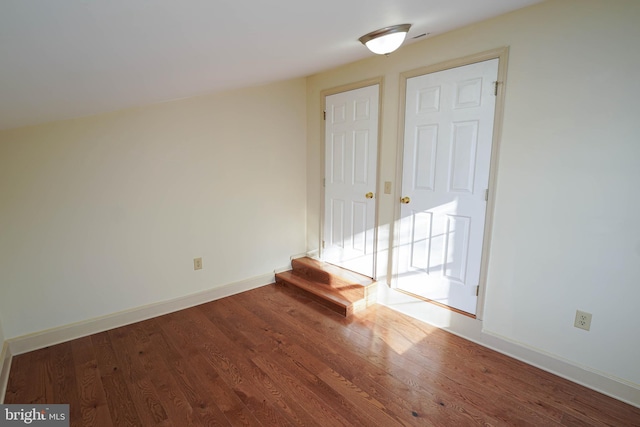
[574,310,592,331]
[194,257,203,270]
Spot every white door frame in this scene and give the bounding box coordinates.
[320,78,384,280]
[392,47,509,319]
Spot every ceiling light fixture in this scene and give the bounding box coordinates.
[359,24,412,55]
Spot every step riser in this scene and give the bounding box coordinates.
[290,269,366,298]
[275,278,349,316]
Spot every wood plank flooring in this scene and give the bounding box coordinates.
[4,283,640,426]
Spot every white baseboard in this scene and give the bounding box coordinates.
[8,272,274,356]
[377,284,640,408]
[274,251,320,274]
[289,252,309,260]
[306,249,320,259]
[0,341,11,404]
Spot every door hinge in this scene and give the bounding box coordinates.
[322,240,325,249]
[475,286,480,296]
[485,189,489,201]
[493,81,500,96]
[323,110,326,120]
[323,178,326,188]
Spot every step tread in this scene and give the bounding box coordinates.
[291,257,375,288]
[275,271,364,308]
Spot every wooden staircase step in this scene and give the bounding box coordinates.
[275,257,377,317]
[291,257,375,289]
[275,271,354,316]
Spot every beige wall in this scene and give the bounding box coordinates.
[307,0,640,394]
[0,308,5,400]
[0,78,308,338]
[0,313,4,350]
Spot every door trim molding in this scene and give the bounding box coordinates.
[320,77,384,279]
[392,47,509,319]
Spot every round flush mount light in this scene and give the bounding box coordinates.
[358,23,412,55]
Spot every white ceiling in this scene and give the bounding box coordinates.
[0,0,543,130]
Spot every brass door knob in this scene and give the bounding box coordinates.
[365,192,374,199]
[400,196,411,204]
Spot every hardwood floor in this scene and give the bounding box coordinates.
[4,283,640,426]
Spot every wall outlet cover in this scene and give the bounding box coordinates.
[574,310,592,331]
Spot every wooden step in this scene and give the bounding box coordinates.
[291,257,374,289]
[275,257,377,317]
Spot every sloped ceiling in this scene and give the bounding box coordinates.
[0,0,543,130]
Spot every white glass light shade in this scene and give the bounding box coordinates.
[364,32,408,55]
[359,24,411,55]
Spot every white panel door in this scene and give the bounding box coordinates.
[324,85,379,278]
[397,59,498,315]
